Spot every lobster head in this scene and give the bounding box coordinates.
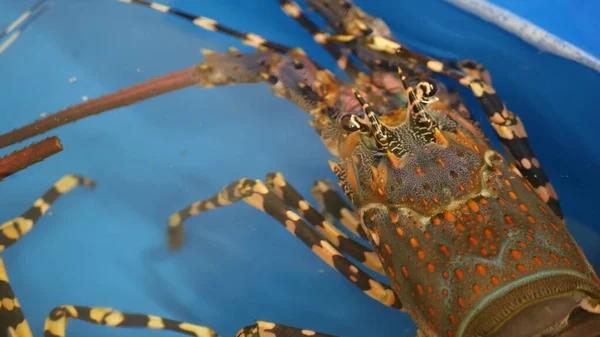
[326,67,600,337]
[330,69,484,214]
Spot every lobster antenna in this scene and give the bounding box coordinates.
[118,0,293,54]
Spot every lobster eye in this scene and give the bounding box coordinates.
[341,114,369,133]
[361,27,374,36]
[341,115,359,132]
[418,81,437,98]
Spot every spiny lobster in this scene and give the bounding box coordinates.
[0,0,598,336]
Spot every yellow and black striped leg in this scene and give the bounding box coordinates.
[0,258,32,337]
[310,179,368,242]
[451,73,562,218]
[120,0,294,54]
[452,59,492,85]
[264,173,382,274]
[236,320,336,337]
[0,174,95,252]
[167,177,403,310]
[278,0,363,81]
[43,305,217,337]
[0,174,94,337]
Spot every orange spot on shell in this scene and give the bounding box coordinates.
[389,211,399,223]
[508,191,518,200]
[550,222,560,232]
[519,203,528,212]
[534,257,543,266]
[427,263,435,273]
[457,297,465,308]
[468,200,479,212]
[444,211,456,222]
[528,216,536,224]
[473,284,481,294]
[409,238,419,248]
[491,276,499,285]
[505,215,514,226]
[480,247,489,256]
[394,282,402,293]
[417,250,425,260]
[468,236,479,246]
[417,284,424,295]
[384,244,392,255]
[510,250,522,260]
[416,167,425,177]
[428,308,435,317]
[449,314,456,325]
[396,227,405,237]
[503,179,511,186]
[387,266,396,278]
[516,264,526,272]
[442,289,449,296]
[401,265,409,278]
[455,269,464,280]
[440,245,450,256]
[476,264,486,276]
[484,228,493,239]
[433,217,441,226]
[442,271,449,279]
[436,157,446,167]
[456,223,466,232]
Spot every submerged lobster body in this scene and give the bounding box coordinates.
[1,0,599,336]
[288,2,600,335]
[263,36,600,334]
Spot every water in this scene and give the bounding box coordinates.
[0,1,598,336]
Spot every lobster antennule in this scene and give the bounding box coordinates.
[351,89,388,148]
[351,89,407,167]
[397,66,448,146]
